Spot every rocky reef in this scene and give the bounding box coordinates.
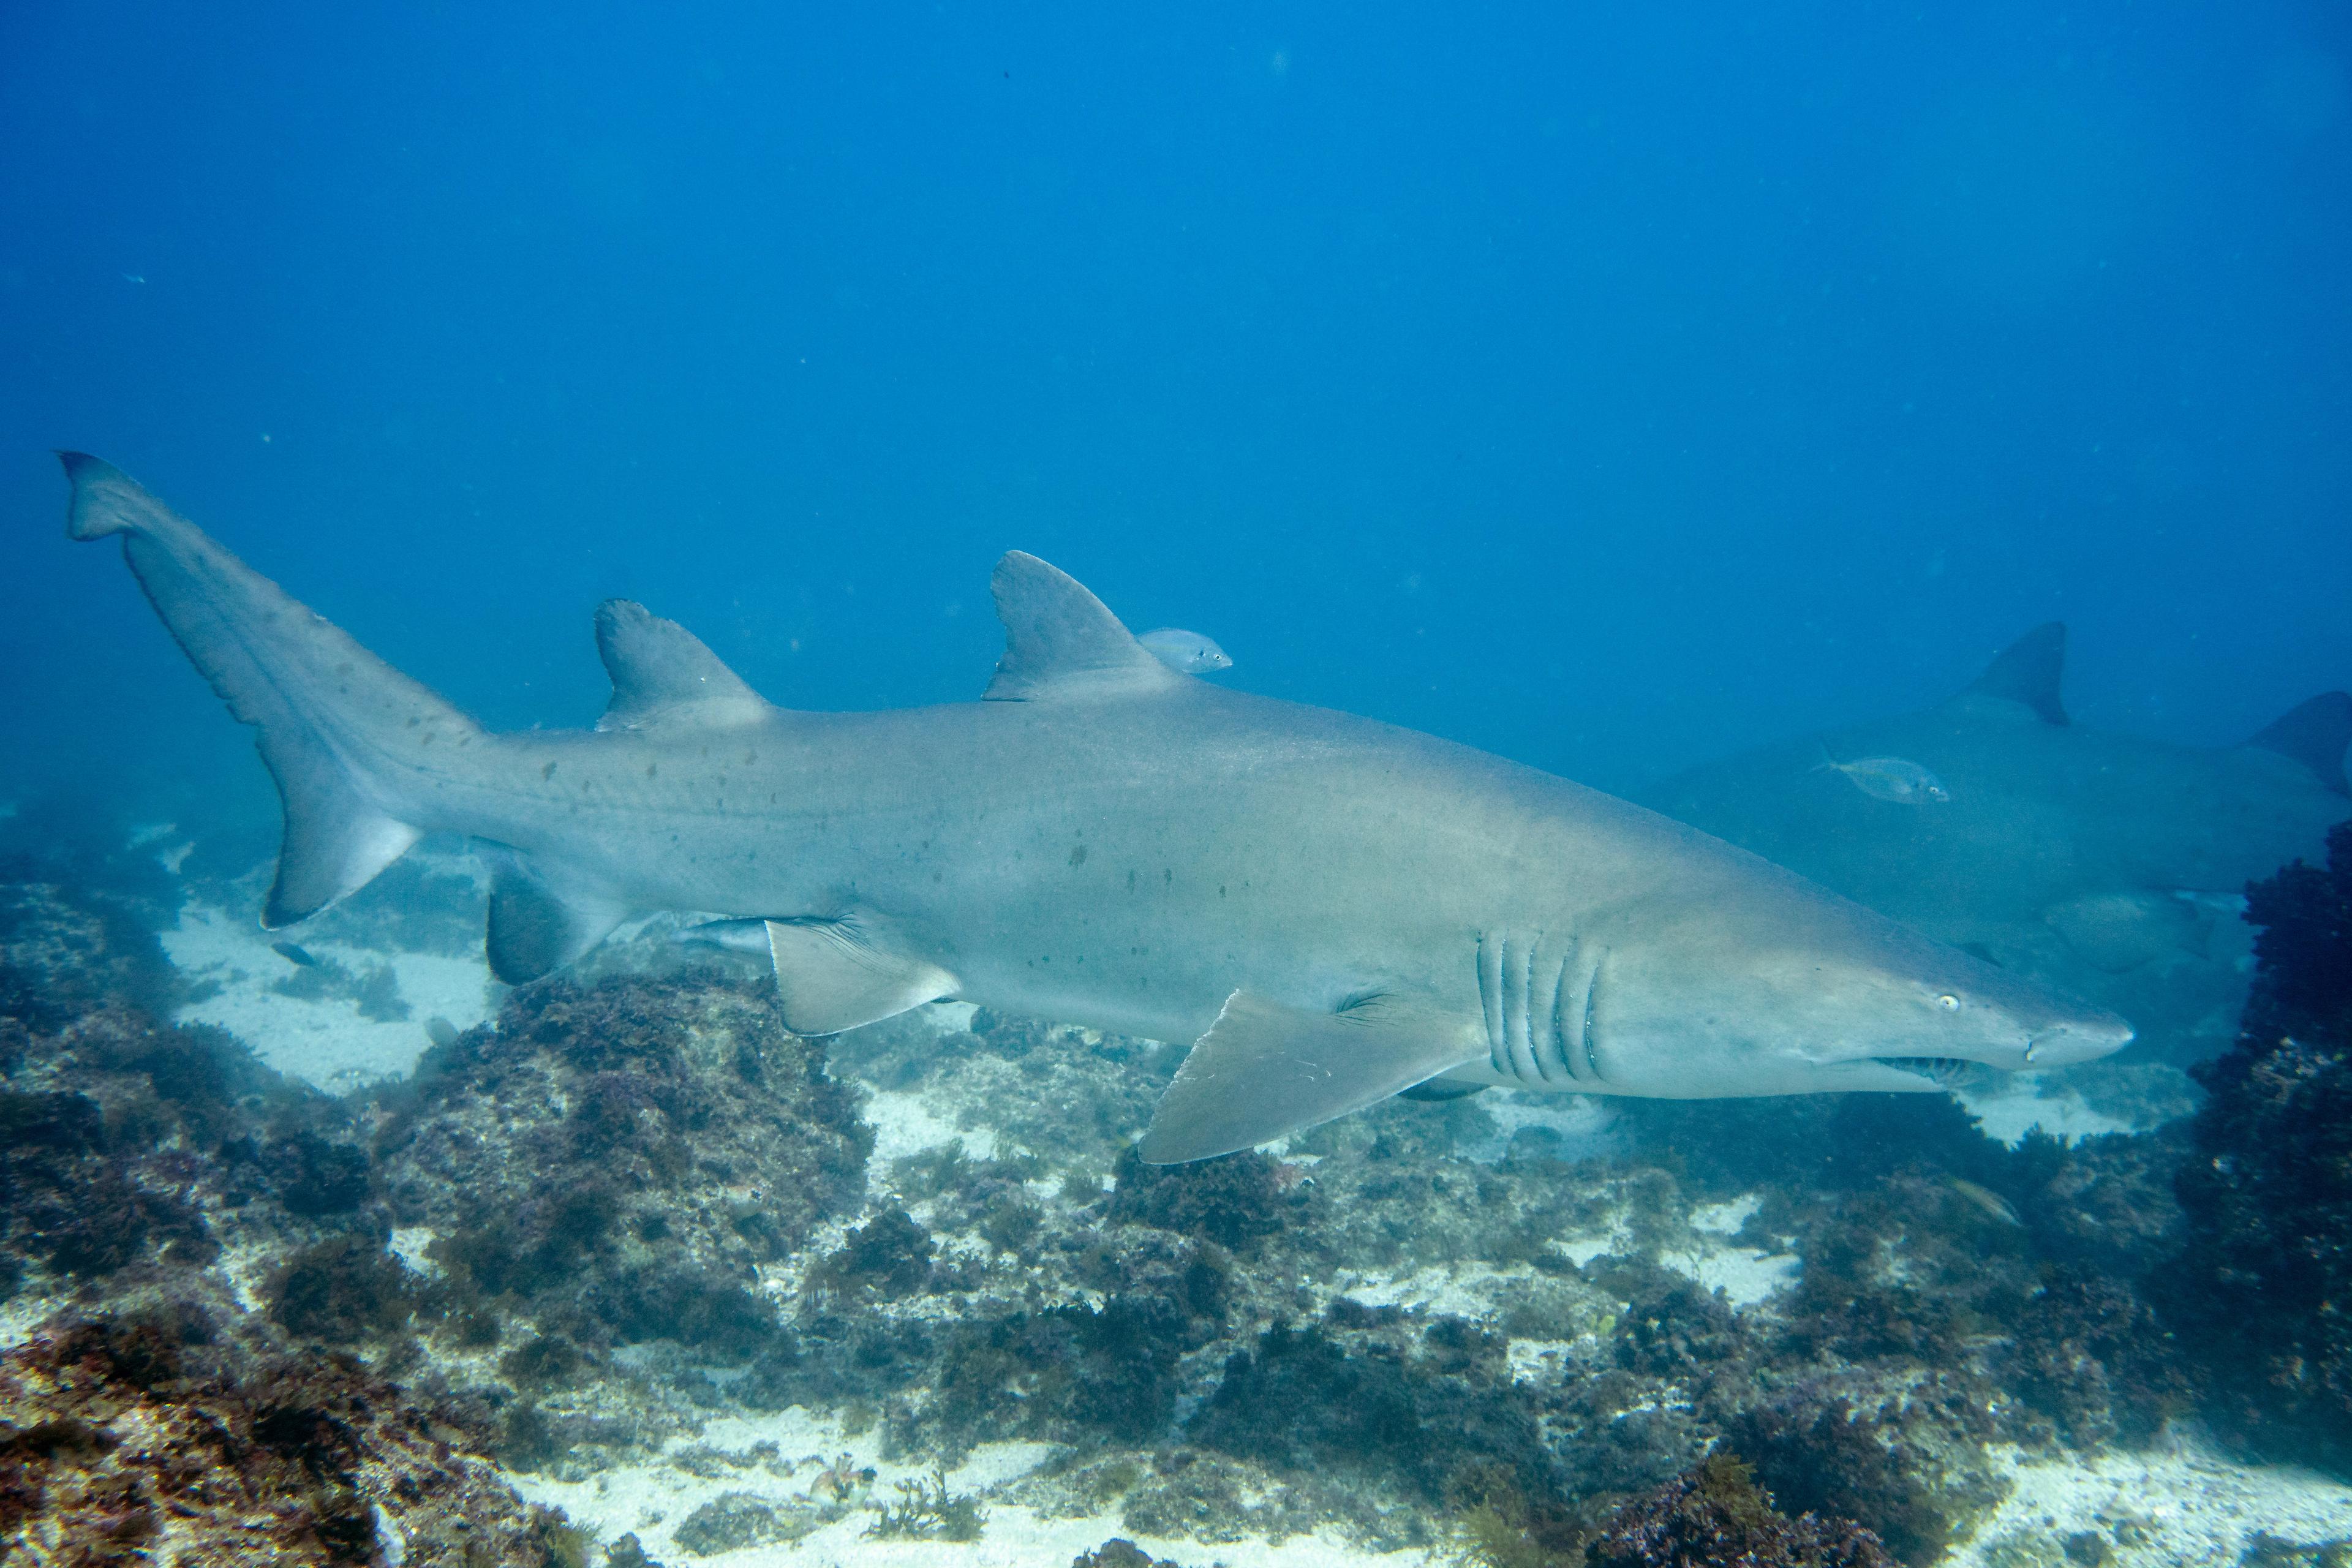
[0,875,590,1563]
[2163,821,2352,1469]
[12,828,2352,1564]
[1584,1453,1898,1568]
[1,1315,578,1564]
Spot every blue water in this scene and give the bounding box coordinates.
[2,2,2347,847]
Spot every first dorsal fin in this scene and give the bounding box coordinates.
[1962,622,2070,725]
[982,552,1182,702]
[594,600,771,732]
[2244,692,2352,796]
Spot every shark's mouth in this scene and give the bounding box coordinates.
[1873,1055,1977,1087]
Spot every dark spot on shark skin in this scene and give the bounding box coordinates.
[646,763,657,778]
[542,761,557,780]
[1128,869,1137,892]
[1069,845,1088,868]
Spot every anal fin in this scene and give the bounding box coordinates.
[486,864,627,984]
[764,917,958,1035]
[1139,990,1478,1164]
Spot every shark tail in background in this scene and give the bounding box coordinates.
[59,453,480,929]
[2245,692,2352,797]
[1964,621,2071,725]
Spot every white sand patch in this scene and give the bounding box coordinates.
[1656,1239,1800,1306]
[1951,1435,2352,1566]
[388,1227,442,1279]
[1689,1194,1762,1235]
[0,1289,72,1352]
[1958,1074,2136,1148]
[861,1087,1000,1165]
[1338,1262,1526,1320]
[1459,1091,1619,1164]
[1659,1194,1800,1306]
[213,1236,277,1314]
[161,902,496,1090]
[510,1410,1439,1568]
[1553,1229,1632,1268]
[1506,1338,1586,1387]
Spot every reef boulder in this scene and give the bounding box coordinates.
[2163,821,2352,1469]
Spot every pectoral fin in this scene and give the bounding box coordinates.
[764,917,958,1035]
[1139,990,1478,1164]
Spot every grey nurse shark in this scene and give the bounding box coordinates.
[59,454,2129,1160]
[1640,625,2351,1063]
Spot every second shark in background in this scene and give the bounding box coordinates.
[1640,624,2351,1065]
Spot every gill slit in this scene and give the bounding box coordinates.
[1480,930,1605,1087]
[1580,951,1603,1082]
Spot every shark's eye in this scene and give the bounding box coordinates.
[1937,993,1961,1011]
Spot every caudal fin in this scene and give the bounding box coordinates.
[60,454,477,925]
[2244,691,2352,796]
[1962,622,2070,725]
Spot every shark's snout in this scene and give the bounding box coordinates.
[2027,1009,2135,1066]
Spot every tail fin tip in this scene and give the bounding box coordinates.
[2245,691,2352,796]
[1964,622,2070,726]
[58,451,154,541]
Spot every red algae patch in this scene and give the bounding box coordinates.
[1,1316,581,1565]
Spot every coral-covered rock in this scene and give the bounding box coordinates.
[375,971,871,1366]
[1190,1315,1564,1507]
[2002,1264,2188,1449]
[0,1316,575,1565]
[1722,1398,1966,1568]
[0,877,355,1305]
[0,880,179,1042]
[1110,1145,1291,1249]
[2163,821,2352,1468]
[1585,1452,1897,1568]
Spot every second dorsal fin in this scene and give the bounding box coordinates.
[982,551,1181,701]
[1962,622,2070,725]
[594,600,771,732]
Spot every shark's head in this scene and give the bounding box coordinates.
[1593,865,2133,1096]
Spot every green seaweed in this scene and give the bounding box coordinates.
[863,1464,986,1542]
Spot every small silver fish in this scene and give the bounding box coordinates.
[1944,1175,2022,1227]
[1137,627,1233,676]
[424,1015,461,1049]
[1816,751,1951,805]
